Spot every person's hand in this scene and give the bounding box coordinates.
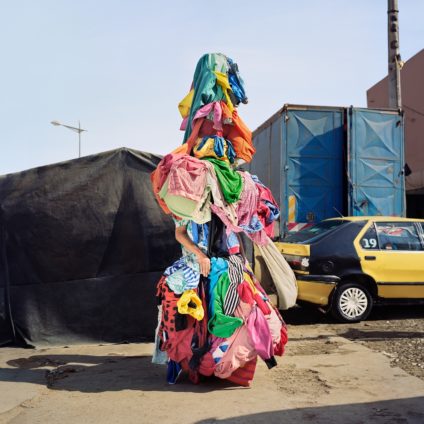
[197,253,211,277]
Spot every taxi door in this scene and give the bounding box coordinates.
[354,221,424,299]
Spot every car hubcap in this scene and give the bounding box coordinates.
[339,288,368,318]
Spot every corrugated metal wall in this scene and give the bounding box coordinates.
[283,107,344,232]
[348,107,405,217]
[251,104,405,238]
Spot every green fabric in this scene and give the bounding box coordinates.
[183,53,229,142]
[208,272,243,338]
[205,158,243,204]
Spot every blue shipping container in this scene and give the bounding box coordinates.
[348,107,405,217]
[250,104,405,238]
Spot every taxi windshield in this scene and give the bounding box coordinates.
[283,219,348,243]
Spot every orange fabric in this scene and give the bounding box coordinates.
[150,168,171,214]
[221,103,255,163]
[185,118,205,155]
[171,144,190,155]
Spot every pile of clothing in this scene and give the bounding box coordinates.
[151,53,297,386]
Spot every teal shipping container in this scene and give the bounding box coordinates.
[249,104,405,238]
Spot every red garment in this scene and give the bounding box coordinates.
[226,358,257,387]
[237,281,255,305]
[253,293,271,316]
[156,276,180,336]
[237,278,270,315]
[273,325,288,356]
[184,101,255,163]
[156,276,196,364]
[256,182,279,238]
[165,326,196,363]
[197,352,215,377]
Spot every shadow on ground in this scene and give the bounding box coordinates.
[284,304,424,325]
[194,397,424,424]
[339,328,424,341]
[1,354,240,393]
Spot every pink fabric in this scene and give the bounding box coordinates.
[266,306,283,347]
[151,153,186,214]
[167,155,212,202]
[209,173,268,246]
[180,116,189,131]
[207,169,238,227]
[234,299,253,319]
[214,302,256,379]
[237,173,259,226]
[214,325,257,379]
[193,101,223,132]
[237,173,268,245]
[153,153,184,191]
[247,305,273,361]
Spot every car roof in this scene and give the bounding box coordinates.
[325,216,424,223]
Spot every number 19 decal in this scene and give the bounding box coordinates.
[362,238,377,249]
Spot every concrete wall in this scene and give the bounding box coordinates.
[367,49,424,192]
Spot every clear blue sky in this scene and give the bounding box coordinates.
[1,0,423,175]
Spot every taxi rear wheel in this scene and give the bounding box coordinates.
[331,283,373,322]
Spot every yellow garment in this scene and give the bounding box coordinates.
[243,272,259,295]
[178,89,194,118]
[214,71,234,113]
[177,289,204,321]
[193,137,230,164]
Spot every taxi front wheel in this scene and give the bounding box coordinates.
[331,283,373,322]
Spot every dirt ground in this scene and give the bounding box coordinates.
[284,304,424,381]
[0,305,423,424]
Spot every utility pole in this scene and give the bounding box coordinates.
[51,120,87,158]
[78,120,81,158]
[388,0,402,109]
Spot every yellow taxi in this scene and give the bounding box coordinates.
[277,217,424,322]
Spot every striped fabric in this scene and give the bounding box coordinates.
[163,256,200,291]
[226,357,257,387]
[223,254,244,316]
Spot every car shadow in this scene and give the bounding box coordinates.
[338,328,424,341]
[193,397,424,423]
[283,304,424,325]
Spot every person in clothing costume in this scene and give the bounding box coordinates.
[151,53,296,386]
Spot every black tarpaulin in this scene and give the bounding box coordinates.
[0,148,180,346]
